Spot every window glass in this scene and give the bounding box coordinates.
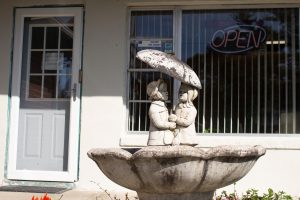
[128,8,300,134]
[182,8,300,134]
[31,27,44,49]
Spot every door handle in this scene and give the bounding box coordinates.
[72,83,77,101]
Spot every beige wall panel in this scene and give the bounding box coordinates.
[0,0,13,186]
[78,0,128,190]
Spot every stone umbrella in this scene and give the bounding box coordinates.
[136,49,202,89]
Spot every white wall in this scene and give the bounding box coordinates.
[219,149,300,197]
[0,0,300,197]
[0,0,13,188]
[78,0,128,191]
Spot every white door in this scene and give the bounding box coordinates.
[7,7,83,182]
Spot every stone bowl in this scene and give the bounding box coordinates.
[88,145,266,200]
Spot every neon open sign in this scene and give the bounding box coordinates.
[210,25,266,54]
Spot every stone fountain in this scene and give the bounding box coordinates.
[88,50,266,200]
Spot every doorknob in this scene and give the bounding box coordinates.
[72,83,77,101]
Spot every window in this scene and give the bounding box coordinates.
[25,17,73,100]
[128,8,300,134]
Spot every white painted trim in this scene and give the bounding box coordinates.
[127,1,300,7]
[7,170,77,182]
[120,134,300,150]
[7,7,83,182]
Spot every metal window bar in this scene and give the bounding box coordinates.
[217,54,220,133]
[202,11,207,134]
[257,47,261,133]
[284,9,288,134]
[264,37,267,134]
[197,12,201,133]
[251,54,254,134]
[278,8,282,133]
[271,10,274,133]
[244,55,247,133]
[292,10,297,133]
[237,55,240,133]
[224,55,227,133]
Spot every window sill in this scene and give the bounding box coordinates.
[120,133,300,150]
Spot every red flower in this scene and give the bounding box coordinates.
[31,193,51,200]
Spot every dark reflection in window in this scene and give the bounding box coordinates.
[30,51,43,73]
[31,27,44,49]
[60,26,73,49]
[130,10,173,38]
[44,75,56,98]
[46,27,59,49]
[29,76,42,98]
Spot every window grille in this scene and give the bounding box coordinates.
[128,8,300,134]
[26,17,74,101]
[128,11,174,132]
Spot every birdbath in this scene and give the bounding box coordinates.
[88,50,266,200]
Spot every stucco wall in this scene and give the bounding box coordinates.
[0,0,13,189]
[79,0,128,191]
[0,0,299,197]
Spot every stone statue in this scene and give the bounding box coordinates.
[170,83,198,146]
[146,79,176,146]
[88,49,266,200]
[147,80,198,146]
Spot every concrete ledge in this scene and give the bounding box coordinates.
[0,190,138,200]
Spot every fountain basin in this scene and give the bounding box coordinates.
[88,145,265,200]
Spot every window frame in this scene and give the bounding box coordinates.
[121,6,300,149]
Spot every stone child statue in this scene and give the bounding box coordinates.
[147,79,176,146]
[170,83,198,146]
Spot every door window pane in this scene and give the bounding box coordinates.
[29,76,42,98]
[44,51,59,73]
[59,51,72,74]
[46,27,59,49]
[31,27,44,49]
[30,51,43,73]
[58,75,71,98]
[60,26,73,49]
[43,75,56,98]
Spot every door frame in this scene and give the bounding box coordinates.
[7,7,83,182]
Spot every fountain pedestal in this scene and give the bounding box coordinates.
[138,191,214,200]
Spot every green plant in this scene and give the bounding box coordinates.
[215,190,239,200]
[91,181,138,200]
[215,188,293,200]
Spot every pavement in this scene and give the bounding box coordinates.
[0,190,138,200]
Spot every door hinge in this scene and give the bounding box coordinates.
[78,69,83,83]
